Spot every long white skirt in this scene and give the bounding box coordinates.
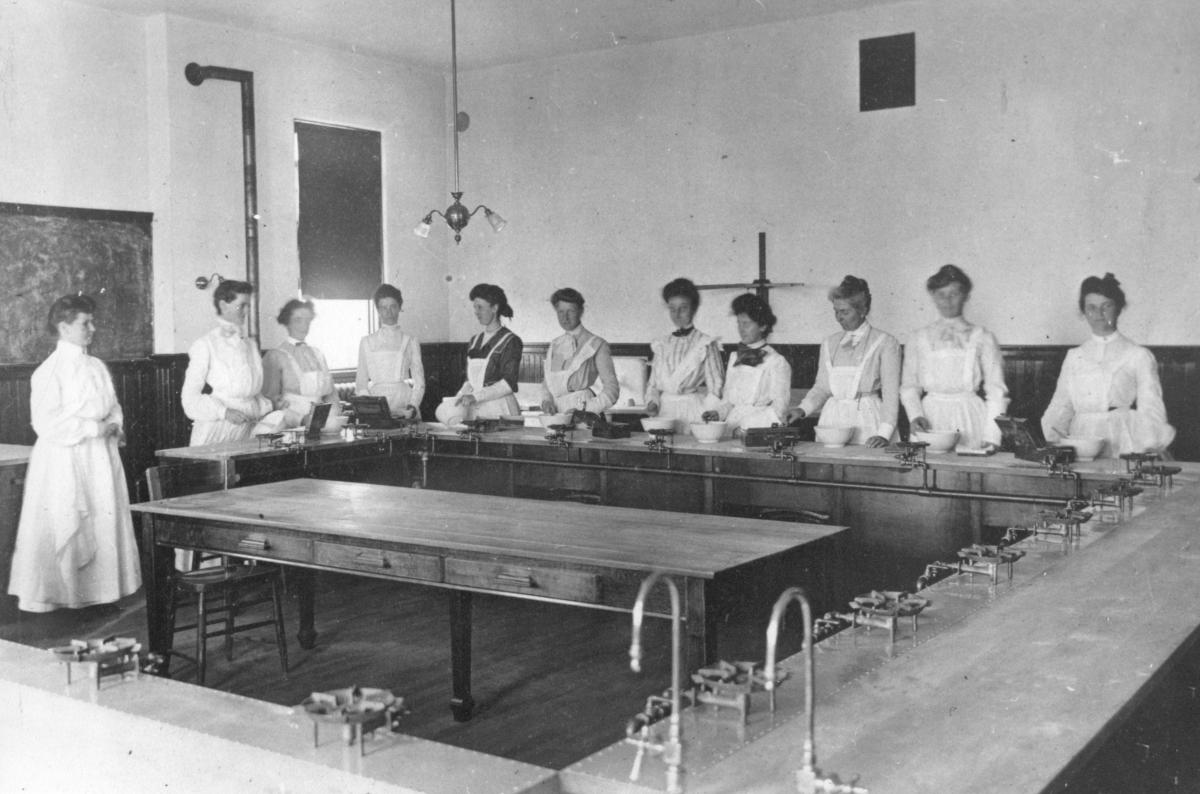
[7,435,141,612]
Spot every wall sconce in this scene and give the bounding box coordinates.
[195,273,224,290]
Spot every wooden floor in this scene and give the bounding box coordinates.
[0,572,797,770]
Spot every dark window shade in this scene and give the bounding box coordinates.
[296,122,382,299]
[859,32,915,112]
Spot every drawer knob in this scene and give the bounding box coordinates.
[237,537,269,552]
[495,572,534,588]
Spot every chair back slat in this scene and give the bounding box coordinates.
[144,462,225,502]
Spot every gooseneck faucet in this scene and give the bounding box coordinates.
[764,587,866,794]
[628,571,684,794]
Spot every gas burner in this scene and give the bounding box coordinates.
[543,426,573,448]
[957,544,1025,583]
[256,430,305,450]
[1137,464,1181,488]
[891,441,929,470]
[1033,507,1091,541]
[840,590,930,641]
[689,660,779,723]
[1000,525,1034,546]
[457,418,500,439]
[299,686,408,755]
[644,428,674,453]
[51,637,143,688]
[1091,479,1142,511]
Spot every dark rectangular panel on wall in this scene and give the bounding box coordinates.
[296,122,383,300]
[0,203,153,364]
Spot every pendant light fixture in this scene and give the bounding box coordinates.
[414,0,505,244]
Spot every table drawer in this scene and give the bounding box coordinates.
[161,521,313,564]
[445,558,600,604]
[314,542,442,582]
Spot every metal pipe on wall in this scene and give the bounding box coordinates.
[184,62,261,341]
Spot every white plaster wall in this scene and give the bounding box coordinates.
[449,0,1200,347]
[0,0,149,212]
[151,15,448,353]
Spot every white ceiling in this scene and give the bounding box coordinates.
[72,0,910,70]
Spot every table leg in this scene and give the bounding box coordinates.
[449,590,475,721]
[139,515,175,676]
[685,578,716,672]
[292,568,318,649]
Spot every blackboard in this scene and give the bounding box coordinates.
[0,202,153,364]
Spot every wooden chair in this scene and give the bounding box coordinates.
[144,464,288,686]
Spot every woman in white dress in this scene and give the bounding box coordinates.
[704,293,791,438]
[901,265,1008,451]
[1041,273,1174,457]
[436,284,523,424]
[357,284,425,419]
[181,279,272,445]
[790,276,900,447]
[261,298,340,431]
[644,278,724,434]
[8,295,141,612]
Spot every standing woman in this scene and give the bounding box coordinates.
[1041,273,1174,457]
[436,284,523,424]
[791,276,900,447]
[704,293,791,437]
[644,278,725,434]
[539,288,619,414]
[8,295,141,612]
[182,279,273,445]
[901,265,1008,450]
[356,284,425,419]
[261,298,340,430]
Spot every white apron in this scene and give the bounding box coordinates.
[545,337,601,412]
[366,337,415,416]
[817,334,891,445]
[652,335,717,434]
[723,352,779,437]
[1065,359,1168,457]
[280,346,338,428]
[436,334,520,424]
[919,328,987,450]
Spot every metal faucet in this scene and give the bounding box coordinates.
[764,587,867,794]
[627,571,684,794]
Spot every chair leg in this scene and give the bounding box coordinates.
[165,586,179,679]
[196,590,208,686]
[225,584,238,662]
[270,577,289,675]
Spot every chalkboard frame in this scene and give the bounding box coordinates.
[0,201,153,364]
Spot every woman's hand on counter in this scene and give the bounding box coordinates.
[787,407,806,423]
[910,416,932,432]
[700,410,720,422]
[865,435,888,448]
[225,407,253,425]
[645,402,659,416]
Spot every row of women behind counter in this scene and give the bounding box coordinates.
[185,266,1175,459]
[6,266,1176,613]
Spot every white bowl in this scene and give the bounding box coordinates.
[689,421,726,443]
[815,426,855,448]
[1062,436,1104,461]
[641,416,676,433]
[913,430,960,453]
[539,412,574,428]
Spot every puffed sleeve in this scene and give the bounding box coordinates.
[181,335,226,422]
[585,341,620,412]
[704,339,725,400]
[406,336,426,409]
[978,329,1009,445]
[762,352,792,421]
[474,333,523,402]
[29,358,102,446]
[1041,352,1078,443]
[900,328,926,423]
[644,339,666,407]
[261,349,286,409]
[798,341,832,417]
[1132,347,1174,447]
[875,334,901,440]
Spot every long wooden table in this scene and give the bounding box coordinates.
[131,478,846,721]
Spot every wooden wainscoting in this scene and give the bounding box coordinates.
[1,343,1197,501]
